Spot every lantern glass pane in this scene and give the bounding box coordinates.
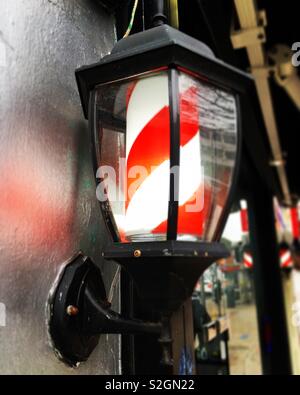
[177,72,238,241]
[94,71,170,242]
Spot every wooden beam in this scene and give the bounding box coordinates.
[232,0,291,205]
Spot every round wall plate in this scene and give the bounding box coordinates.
[48,253,107,366]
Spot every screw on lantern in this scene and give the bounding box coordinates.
[134,249,142,258]
[66,305,79,316]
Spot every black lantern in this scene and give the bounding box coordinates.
[49,25,255,366]
[75,25,250,310]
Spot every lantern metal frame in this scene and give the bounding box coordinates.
[76,25,247,251]
[77,25,246,245]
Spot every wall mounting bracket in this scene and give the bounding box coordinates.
[48,253,161,367]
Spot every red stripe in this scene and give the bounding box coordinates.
[243,252,253,268]
[177,84,203,237]
[244,261,253,268]
[240,209,249,233]
[126,86,199,176]
[126,106,170,208]
[281,257,293,268]
[153,184,212,236]
[291,207,299,238]
[179,86,200,145]
[126,81,138,108]
[177,185,212,237]
[280,249,293,268]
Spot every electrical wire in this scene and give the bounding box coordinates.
[123,0,139,38]
[142,0,145,31]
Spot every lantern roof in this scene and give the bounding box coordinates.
[76,24,254,119]
[110,24,215,59]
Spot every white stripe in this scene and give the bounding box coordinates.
[125,133,203,236]
[126,73,169,158]
[280,250,291,263]
[240,200,247,210]
[244,252,253,264]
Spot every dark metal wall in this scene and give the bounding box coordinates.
[0,0,120,374]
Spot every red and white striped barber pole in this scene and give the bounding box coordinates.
[243,247,293,269]
[243,250,253,269]
[277,207,299,269]
[279,247,293,269]
[125,72,210,241]
[240,200,253,268]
